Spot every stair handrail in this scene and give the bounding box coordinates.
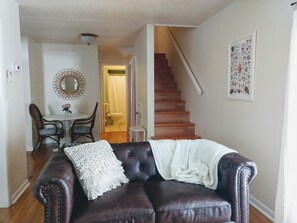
[167,27,203,95]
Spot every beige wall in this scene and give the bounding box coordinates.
[155,0,292,218]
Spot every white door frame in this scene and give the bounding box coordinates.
[128,57,137,127]
[99,62,129,133]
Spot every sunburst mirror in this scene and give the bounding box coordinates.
[53,68,86,100]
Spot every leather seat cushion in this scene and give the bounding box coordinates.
[145,180,232,223]
[72,182,155,223]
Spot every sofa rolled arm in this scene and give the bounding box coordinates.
[33,152,75,223]
[217,153,257,223]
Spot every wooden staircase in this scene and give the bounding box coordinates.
[153,53,200,140]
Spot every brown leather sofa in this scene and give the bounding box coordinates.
[33,141,257,223]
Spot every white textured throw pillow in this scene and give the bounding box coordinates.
[64,140,129,200]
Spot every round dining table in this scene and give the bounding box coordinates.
[44,113,90,121]
[43,113,90,149]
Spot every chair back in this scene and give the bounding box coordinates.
[29,103,44,129]
[90,102,98,129]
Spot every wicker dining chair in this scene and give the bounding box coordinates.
[70,102,98,143]
[29,103,64,155]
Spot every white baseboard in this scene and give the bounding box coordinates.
[250,195,274,221]
[11,179,30,205]
[26,145,33,151]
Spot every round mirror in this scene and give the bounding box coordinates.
[61,76,78,94]
[53,68,86,100]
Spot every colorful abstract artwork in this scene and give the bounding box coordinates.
[228,32,256,101]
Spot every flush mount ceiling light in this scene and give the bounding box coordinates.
[80,33,98,45]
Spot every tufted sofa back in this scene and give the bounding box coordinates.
[111,141,162,182]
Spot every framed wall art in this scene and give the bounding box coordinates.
[228,31,256,101]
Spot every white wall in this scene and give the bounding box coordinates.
[39,43,100,140]
[156,0,292,218]
[22,37,33,151]
[99,50,130,64]
[0,0,28,207]
[22,37,42,151]
[134,25,154,138]
[0,17,9,208]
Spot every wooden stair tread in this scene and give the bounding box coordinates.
[155,76,174,79]
[155,73,172,76]
[155,84,177,88]
[155,99,185,102]
[155,83,177,86]
[155,78,174,81]
[155,70,171,73]
[155,80,176,83]
[155,111,189,114]
[155,100,186,112]
[155,81,176,84]
[155,89,180,93]
[155,122,195,127]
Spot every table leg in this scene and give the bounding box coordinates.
[61,120,74,147]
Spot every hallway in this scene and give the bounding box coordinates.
[104,123,127,132]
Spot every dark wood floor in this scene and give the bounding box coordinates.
[0,132,272,223]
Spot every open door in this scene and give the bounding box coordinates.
[101,65,128,133]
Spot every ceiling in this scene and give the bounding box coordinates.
[17,0,234,50]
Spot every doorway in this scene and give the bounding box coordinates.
[102,65,127,132]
